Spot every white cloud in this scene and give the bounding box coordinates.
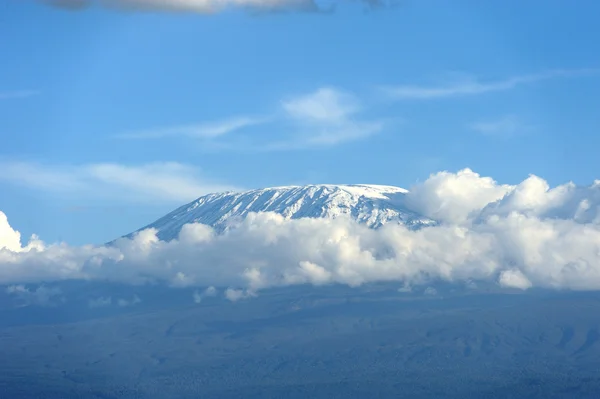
[2,169,600,293]
[0,90,39,100]
[171,271,197,287]
[405,168,513,224]
[193,285,218,303]
[117,295,141,307]
[0,212,23,252]
[193,290,203,303]
[6,284,64,306]
[271,87,385,149]
[498,270,532,290]
[225,288,255,302]
[112,87,382,151]
[0,161,237,204]
[478,176,600,223]
[89,296,112,308]
[397,283,412,293]
[469,115,533,138]
[116,117,266,140]
[283,88,359,123]
[382,68,599,100]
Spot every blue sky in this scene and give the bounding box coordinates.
[1,0,600,245]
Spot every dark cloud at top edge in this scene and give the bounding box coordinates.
[39,0,401,14]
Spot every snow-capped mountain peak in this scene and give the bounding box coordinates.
[126,184,434,241]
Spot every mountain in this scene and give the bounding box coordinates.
[4,282,600,399]
[128,184,435,241]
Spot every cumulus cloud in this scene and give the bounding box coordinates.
[0,212,23,252]
[405,168,513,224]
[225,287,255,302]
[498,270,532,290]
[2,169,600,295]
[0,161,237,204]
[397,283,412,293]
[42,0,391,13]
[478,176,600,223]
[89,296,112,308]
[193,285,218,303]
[6,284,64,306]
[89,295,143,307]
[117,294,141,307]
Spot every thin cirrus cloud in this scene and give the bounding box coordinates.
[3,169,600,300]
[40,0,392,13]
[469,115,534,138]
[272,87,385,149]
[116,116,267,140]
[0,161,237,203]
[117,87,385,150]
[382,68,600,100]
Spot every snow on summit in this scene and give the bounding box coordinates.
[128,184,433,241]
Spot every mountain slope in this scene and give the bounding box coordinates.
[126,184,434,241]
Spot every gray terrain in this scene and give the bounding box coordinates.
[1,282,600,398]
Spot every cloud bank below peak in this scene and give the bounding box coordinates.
[2,169,600,297]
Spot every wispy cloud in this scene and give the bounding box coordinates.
[117,295,141,307]
[0,90,39,100]
[283,87,360,123]
[272,87,385,149]
[6,285,64,306]
[0,161,237,203]
[116,116,266,140]
[88,296,112,308]
[382,68,599,100]
[116,87,385,151]
[469,115,534,138]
